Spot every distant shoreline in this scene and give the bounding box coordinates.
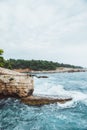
[14,67,87,74]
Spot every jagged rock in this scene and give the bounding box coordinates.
[37,76,48,78]
[0,67,34,98]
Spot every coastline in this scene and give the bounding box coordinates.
[0,67,72,106]
[14,67,87,74]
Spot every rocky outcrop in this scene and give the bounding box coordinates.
[0,67,34,98]
[0,67,72,106]
[21,96,72,106]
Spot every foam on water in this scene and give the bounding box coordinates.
[1,73,87,130]
[34,81,87,108]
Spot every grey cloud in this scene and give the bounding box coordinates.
[0,0,87,67]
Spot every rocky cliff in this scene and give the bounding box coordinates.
[0,67,34,98]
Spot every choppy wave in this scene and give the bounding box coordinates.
[34,79,87,108]
[1,72,87,130]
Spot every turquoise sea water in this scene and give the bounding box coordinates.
[0,72,87,130]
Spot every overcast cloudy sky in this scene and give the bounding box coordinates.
[0,0,87,67]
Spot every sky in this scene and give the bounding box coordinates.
[0,0,87,67]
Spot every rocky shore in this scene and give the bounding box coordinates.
[14,67,87,73]
[0,67,72,106]
[31,68,86,74]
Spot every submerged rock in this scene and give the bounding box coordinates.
[37,76,48,78]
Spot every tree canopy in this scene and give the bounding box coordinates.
[5,59,82,70]
[0,49,4,55]
[0,49,82,70]
[0,49,4,67]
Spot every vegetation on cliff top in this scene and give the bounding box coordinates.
[0,49,5,67]
[5,59,82,71]
[0,49,82,70]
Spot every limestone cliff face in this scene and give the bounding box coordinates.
[0,67,34,98]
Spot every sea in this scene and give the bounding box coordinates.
[0,72,87,130]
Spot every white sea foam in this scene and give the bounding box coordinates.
[34,81,87,107]
[34,83,68,97]
[57,100,77,109]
